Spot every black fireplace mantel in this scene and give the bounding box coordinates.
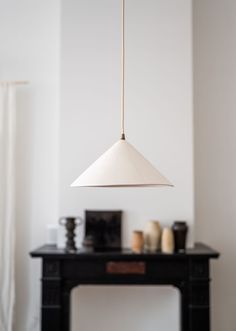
[30,242,219,331]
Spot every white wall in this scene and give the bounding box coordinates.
[60,0,193,330]
[0,1,60,330]
[193,1,236,330]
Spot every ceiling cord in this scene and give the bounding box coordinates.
[121,0,125,140]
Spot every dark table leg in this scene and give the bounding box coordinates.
[179,278,210,331]
[41,259,71,331]
[179,282,189,331]
[188,259,211,331]
[188,280,210,331]
[61,286,71,331]
[41,278,62,330]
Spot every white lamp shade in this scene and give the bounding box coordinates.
[71,139,173,187]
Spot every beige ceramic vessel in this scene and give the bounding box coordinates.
[161,227,174,254]
[144,221,162,252]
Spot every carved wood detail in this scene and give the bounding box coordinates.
[42,280,61,306]
[43,260,60,278]
[190,260,209,279]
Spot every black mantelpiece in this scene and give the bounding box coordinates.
[30,243,219,331]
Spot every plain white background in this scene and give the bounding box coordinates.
[1,0,235,330]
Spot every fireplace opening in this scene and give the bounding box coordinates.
[71,286,180,331]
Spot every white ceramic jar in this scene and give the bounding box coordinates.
[144,221,162,252]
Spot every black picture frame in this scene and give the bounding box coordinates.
[85,210,122,250]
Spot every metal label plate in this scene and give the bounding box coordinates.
[106,261,146,275]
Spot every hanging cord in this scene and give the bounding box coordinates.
[121,0,125,140]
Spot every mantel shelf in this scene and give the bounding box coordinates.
[30,242,219,259]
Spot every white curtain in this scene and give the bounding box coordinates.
[0,84,16,331]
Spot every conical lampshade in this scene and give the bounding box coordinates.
[71,139,173,187]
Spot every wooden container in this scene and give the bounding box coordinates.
[131,231,144,253]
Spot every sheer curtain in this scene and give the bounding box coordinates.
[0,83,16,331]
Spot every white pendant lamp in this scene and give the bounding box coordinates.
[71,0,173,188]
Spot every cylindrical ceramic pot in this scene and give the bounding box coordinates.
[172,221,188,252]
[161,227,174,254]
[144,221,162,252]
[131,231,144,253]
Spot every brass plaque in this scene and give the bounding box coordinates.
[106,261,146,275]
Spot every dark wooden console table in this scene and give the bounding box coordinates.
[30,243,219,331]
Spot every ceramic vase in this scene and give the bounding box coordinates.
[161,227,174,254]
[172,221,188,252]
[144,221,162,252]
[131,231,144,253]
[59,216,83,253]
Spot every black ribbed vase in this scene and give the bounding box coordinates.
[172,221,188,252]
[59,216,83,253]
